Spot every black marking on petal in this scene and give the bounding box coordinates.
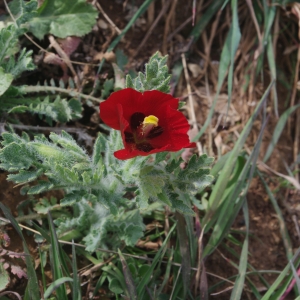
[147,126,164,139]
[124,132,135,143]
[130,112,145,130]
[136,143,154,152]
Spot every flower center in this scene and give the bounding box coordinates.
[124,112,164,152]
[141,115,158,137]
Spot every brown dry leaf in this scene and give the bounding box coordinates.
[214,94,241,126]
[94,51,116,62]
[43,52,63,66]
[58,37,81,56]
[98,19,109,30]
[10,265,27,279]
[136,239,161,250]
[257,161,300,190]
[188,63,202,78]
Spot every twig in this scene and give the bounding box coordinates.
[245,0,263,50]
[167,16,193,42]
[133,0,172,57]
[195,223,206,296]
[3,0,98,68]
[48,35,81,90]
[94,1,122,34]
[162,0,178,55]
[147,1,155,28]
[181,53,202,154]
[81,254,116,277]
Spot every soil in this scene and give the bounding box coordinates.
[1,1,300,299]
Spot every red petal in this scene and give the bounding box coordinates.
[100,89,179,130]
[100,88,142,130]
[114,144,171,160]
[101,88,196,160]
[148,105,195,151]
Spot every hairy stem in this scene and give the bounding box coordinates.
[19,85,102,103]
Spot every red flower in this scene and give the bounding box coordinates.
[100,88,196,160]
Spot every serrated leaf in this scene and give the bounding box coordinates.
[34,197,59,214]
[8,0,38,27]
[92,134,103,166]
[101,78,114,98]
[50,131,87,158]
[137,172,165,208]
[28,0,98,39]
[7,169,42,184]
[60,193,82,206]
[0,25,19,61]
[8,105,29,113]
[0,262,10,292]
[0,67,13,96]
[194,175,214,193]
[0,142,33,170]
[27,181,54,194]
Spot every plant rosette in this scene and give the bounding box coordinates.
[100,88,196,159]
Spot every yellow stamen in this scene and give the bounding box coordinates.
[137,115,159,139]
[143,115,158,127]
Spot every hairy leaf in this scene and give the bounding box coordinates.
[28,0,98,39]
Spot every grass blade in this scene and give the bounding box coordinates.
[118,249,137,300]
[267,34,278,117]
[189,1,223,42]
[0,203,40,300]
[107,0,155,52]
[203,113,268,257]
[44,277,73,300]
[230,201,249,300]
[72,241,81,300]
[263,104,300,162]
[47,211,68,300]
[261,248,300,299]
[175,212,191,298]
[202,81,273,228]
[226,0,241,114]
[258,171,293,260]
[136,222,176,297]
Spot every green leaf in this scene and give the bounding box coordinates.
[264,104,300,162]
[60,192,83,206]
[137,168,165,208]
[8,0,38,27]
[0,67,13,96]
[27,181,54,194]
[0,142,34,171]
[28,0,98,39]
[43,277,73,299]
[0,202,40,300]
[34,197,59,214]
[7,169,42,183]
[101,78,114,98]
[0,25,19,61]
[125,51,171,93]
[108,278,123,294]
[0,263,10,292]
[115,48,128,70]
[49,131,87,158]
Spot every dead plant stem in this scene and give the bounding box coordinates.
[133,0,172,57]
[181,53,202,154]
